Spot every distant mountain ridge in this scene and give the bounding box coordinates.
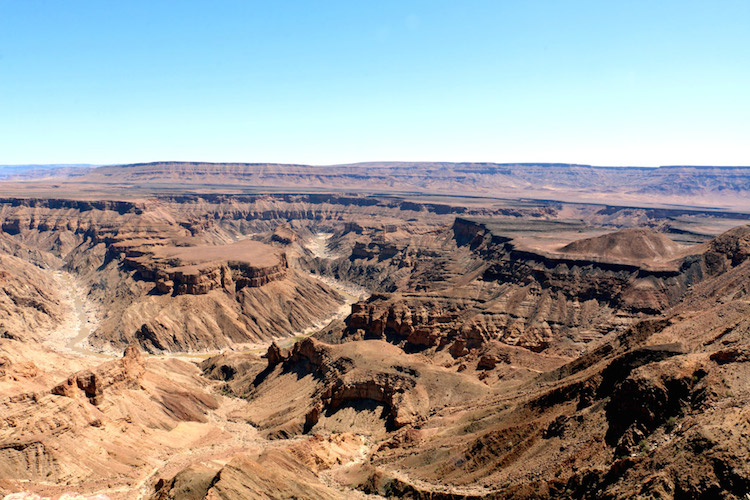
[4,161,750,209]
[0,164,94,180]
[76,161,750,209]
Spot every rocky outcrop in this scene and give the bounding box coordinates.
[455,218,698,311]
[148,258,287,295]
[271,224,296,245]
[237,338,487,437]
[605,356,706,453]
[336,221,706,359]
[477,354,504,370]
[312,372,422,430]
[351,239,401,261]
[115,270,345,353]
[703,225,750,272]
[710,346,750,364]
[51,345,145,405]
[151,434,366,500]
[265,342,284,368]
[0,356,38,380]
[344,288,605,356]
[201,351,266,383]
[345,295,489,351]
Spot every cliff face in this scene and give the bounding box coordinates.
[341,221,749,361]
[0,201,347,353]
[454,217,700,311]
[116,244,289,295]
[340,220,697,357]
[333,233,750,499]
[4,189,750,498]
[223,338,488,439]
[122,270,345,353]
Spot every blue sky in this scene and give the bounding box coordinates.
[0,1,748,166]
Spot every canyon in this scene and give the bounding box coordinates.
[1,163,750,499]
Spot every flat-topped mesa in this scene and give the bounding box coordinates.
[119,239,288,295]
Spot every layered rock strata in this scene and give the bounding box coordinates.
[113,239,288,295]
[223,338,487,438]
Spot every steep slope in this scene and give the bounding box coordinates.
[91,268,345,353]
[3,193,750,498]
[151,433,367,500]
[335,225,750,498]
[0,199,350,353]
[337,220,703,362]
[0,253,64,342]
[0,344,224,498]
[556,227,688,265]
[209,338,489,439]
[153,224,750,499]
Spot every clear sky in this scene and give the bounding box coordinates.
[1,1,748,166]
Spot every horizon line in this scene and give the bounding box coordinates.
[3,161,750,170]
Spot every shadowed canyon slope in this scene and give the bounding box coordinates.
[2,171,750,499]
